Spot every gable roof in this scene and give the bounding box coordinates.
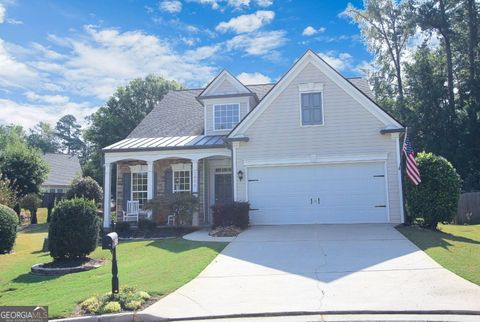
[229,50,403,137]
[198,69,252,98]
[42,153,81,187]
[127,74,378,139]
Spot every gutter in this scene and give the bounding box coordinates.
[380,128,405,134]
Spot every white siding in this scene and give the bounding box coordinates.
[234,62,402,223]
[204,97,250,136]
[213,79,240,95]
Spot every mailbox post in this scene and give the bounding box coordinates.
[102,231,119,294]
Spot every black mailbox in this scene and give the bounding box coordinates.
[102,232,118,250]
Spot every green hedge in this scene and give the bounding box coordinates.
[405,152,461,229]
[49,198,100,259]
[0,204,19,253]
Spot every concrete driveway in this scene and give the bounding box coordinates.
[142,224,480,320]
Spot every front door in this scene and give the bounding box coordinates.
[214,173,233,204]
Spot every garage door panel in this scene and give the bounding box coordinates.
[248,162,388,225]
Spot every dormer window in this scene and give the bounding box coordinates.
[214,103,240,130]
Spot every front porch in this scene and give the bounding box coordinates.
[103,145,235,229]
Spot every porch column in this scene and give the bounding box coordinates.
[191,159,199,195]
[103,162,112,230]
[147,160,154,200]
[191,159,199,226]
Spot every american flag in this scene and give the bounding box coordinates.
[402,133,421,185]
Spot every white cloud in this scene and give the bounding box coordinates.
[42,25,218,99]
[237,72,271,84]
[0,4,5,24]
[226,30,286,56]
[216,10,275,34]
[159,0,182,13]
[0,98,97,128]
[184,44,221,61]
[256,0,273,7]
[24,91,70,105]
[318,51,353,72]
[227,0,250,8]
[302,26,326,36]
[189,0,221,10]
[0,39,39,88]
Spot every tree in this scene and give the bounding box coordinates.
[344,0,416,120]
[0,125,25,150]
[66,176,103,204]
[27,122,59,153]
[0,143,49,198]
[55,115,84,155]
[84,75,182,184]
[416,0,460,154]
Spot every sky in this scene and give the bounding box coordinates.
[0,0,370,129]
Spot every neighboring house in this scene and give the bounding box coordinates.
[41,153,82,193]
[103,50,404,228]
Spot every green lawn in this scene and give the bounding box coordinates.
[0,224,226,318]
[397,223,480,286]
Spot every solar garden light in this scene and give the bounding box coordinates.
[102,224,119,294]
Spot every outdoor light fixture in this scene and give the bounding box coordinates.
[237,170,244,181]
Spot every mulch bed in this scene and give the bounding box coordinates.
[31,258,104,275]
[117,227,197,239]
[209,225,243,237]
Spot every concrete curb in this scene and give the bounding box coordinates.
[51,310,480,322]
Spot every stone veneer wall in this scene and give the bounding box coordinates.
[115,159,207,225]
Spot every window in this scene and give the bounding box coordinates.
[172,163,191,193]
[56,188,64,193]
[132,172,148,208]
[49,188,56,193]
[214,104,240,130]
[301,92,323,126]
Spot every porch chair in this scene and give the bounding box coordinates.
[123,200,140,223]
[167,214,175,226]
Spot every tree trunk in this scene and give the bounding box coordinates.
[467,0,478,84]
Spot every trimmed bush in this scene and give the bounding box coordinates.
[20,193,41,224]
[49,198,100,259]
[80,287,150,315]
[137,218,156,231]
[66,177,103,204]
[115,221,131,233]
[405,152,461,229]
[0,204,19,253]
[99,302,121,314]
[146,193,199,226]
[212,202,250,229]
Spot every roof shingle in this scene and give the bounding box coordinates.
[127,79,373,139]
[42,153,82,187]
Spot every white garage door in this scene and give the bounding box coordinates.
[247,162,388,225]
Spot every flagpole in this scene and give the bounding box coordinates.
[400,127,408,224]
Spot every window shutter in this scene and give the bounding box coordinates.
[123,173,131,212]
[164,168,173,193]
[153,171,158,198]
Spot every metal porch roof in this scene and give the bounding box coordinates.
[103,135,226,152]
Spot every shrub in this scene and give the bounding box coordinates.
[137,218,156,231]
[212,202,250,229]
[405,152,461,229]
[99,301,121,314]
[0,204,19,253]
[80,297,100,314]
[49,198,100,259]
[81,287,150,315]
[115,221,130,233]
[0,177,17,208]
[146,193,199,226]
[20,193,41,224]
[66,177,103,204]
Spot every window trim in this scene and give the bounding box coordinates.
[172,163,192,193]
[213,103,241,131]
[298,83,324,127]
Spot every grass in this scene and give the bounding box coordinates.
[0,224,226,318]
[397,223,480,286]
